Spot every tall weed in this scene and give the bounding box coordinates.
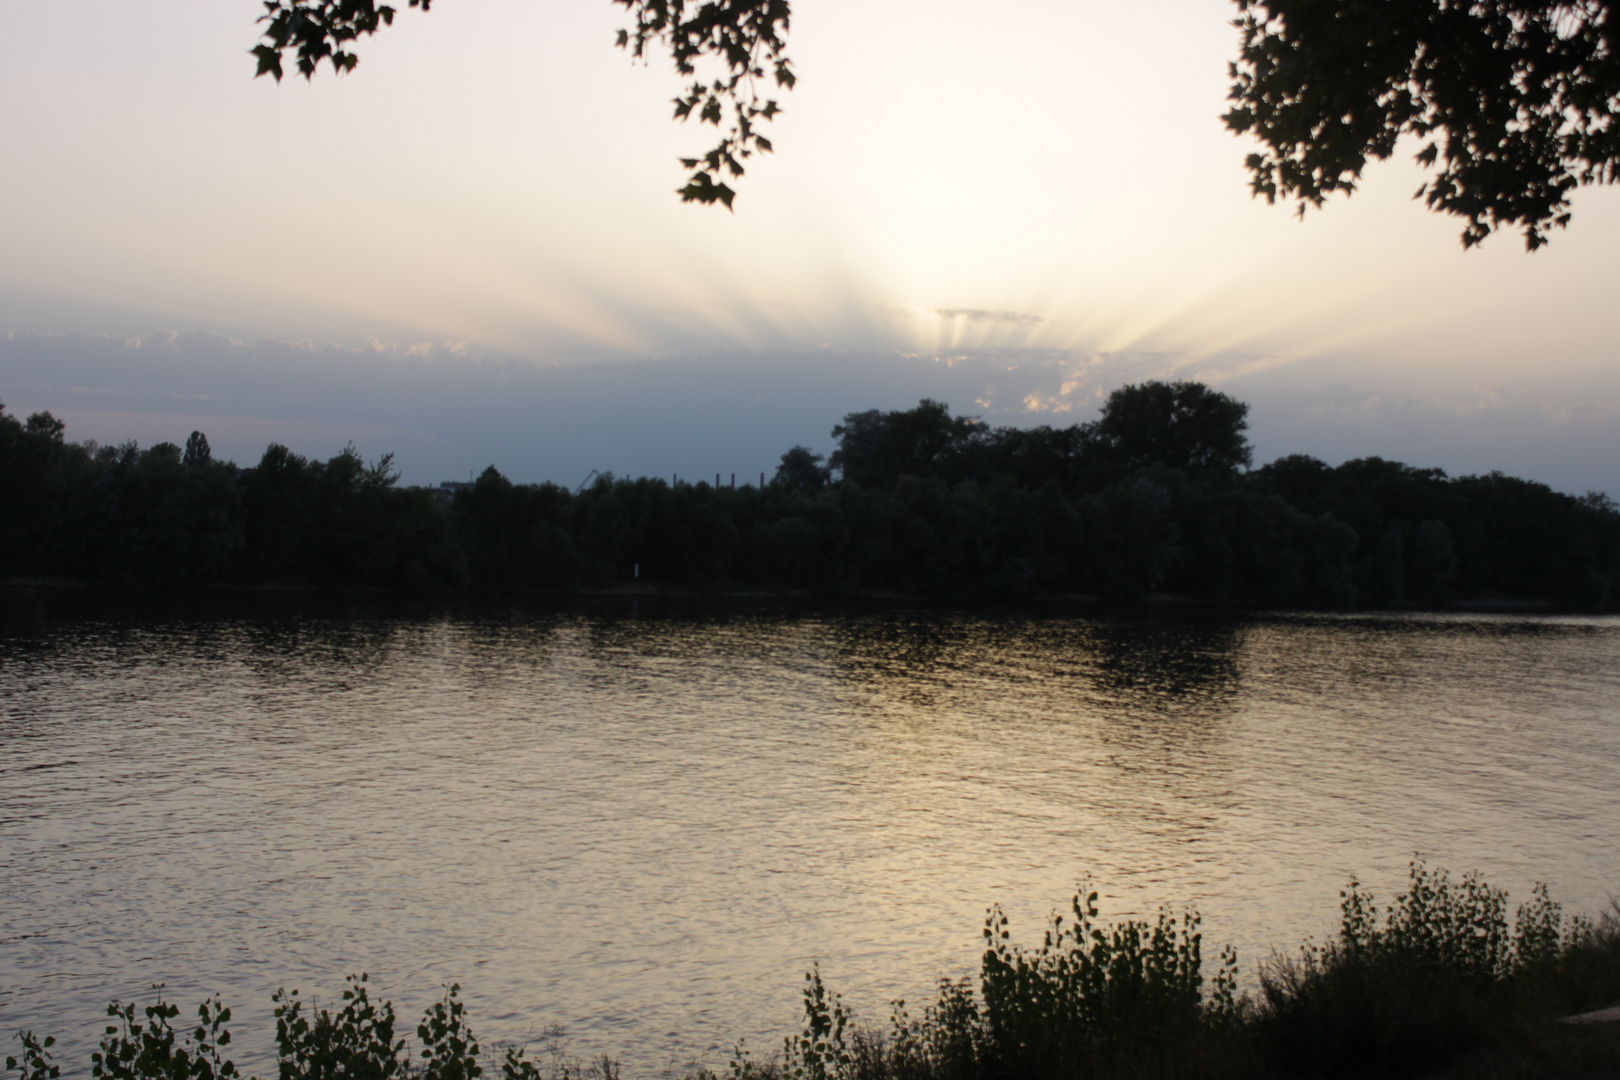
[273,974,404,1080]
[5,1034,60,1080]
[767,888,1245,1080]
[92,994,238,1080]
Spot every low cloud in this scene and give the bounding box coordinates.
[924,308,1044,325]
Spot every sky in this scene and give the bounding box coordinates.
[2,0,1618,492]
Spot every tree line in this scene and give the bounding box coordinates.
[2,383,1616,608]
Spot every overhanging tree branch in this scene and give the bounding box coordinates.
[1225,0,1620,249]
[251,0,793,209]
[615,0,793,209]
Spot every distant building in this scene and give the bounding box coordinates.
[429,480,472,508]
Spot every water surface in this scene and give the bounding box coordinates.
[3,595,1617,1074]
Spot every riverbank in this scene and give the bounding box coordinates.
[3,576,1609,618]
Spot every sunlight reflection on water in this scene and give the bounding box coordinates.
[3,597,1618,1076]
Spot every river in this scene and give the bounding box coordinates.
[3,593,1617,1076]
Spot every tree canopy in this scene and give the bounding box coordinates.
[819,382,1251,492]
[1225,0,1620,249]
[1091,381,1252,478]
[828,399,987,490]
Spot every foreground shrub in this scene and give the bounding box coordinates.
[273,975,404,1080]
[1255,862,1613,1077]
[741,890,1246,1080]
[1552,900,1620,1020]
[93,996,238,1080]
[972,891,1242,1078]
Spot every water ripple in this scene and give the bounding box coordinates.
[2,599,1617,1076]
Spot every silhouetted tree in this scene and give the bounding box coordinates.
[0,407,89,579]
[774,445,829,492]
[25,411,66,442]
[453,466,580,592]
[1092,381,1252,481]
[1250,453,1333,505]
[184,431,212,467]
[829,400,986,489]
[972,424,1092,490]
[1410,519,1458,604]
